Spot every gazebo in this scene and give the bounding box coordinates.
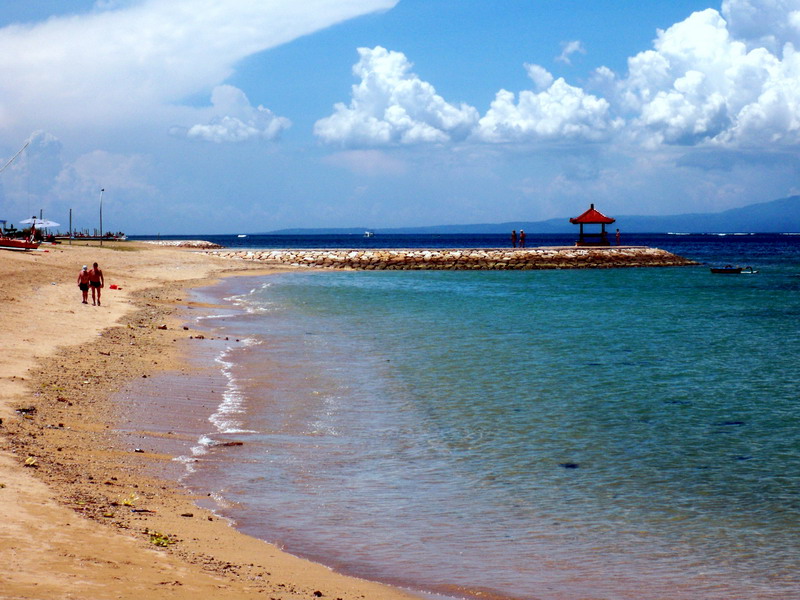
[569,204,615,246]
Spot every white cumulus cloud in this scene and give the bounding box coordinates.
[618,5,800,147]
[474,73,621,143]
[316,1,800,153]
[721,0,800,52]
[314,46,480,147]
[178,85,291,143]
[524,63,554,91]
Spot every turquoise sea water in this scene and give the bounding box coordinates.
[182,237,800,600]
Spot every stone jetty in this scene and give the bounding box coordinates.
[205,246,697,270]
[144,240,223,249]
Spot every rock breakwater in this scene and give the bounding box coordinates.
[144,240,223,249]
[206,246,697,270]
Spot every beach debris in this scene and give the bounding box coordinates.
[24,456,38,468]
[214,441,244,447]
[134,448,145,453]
[157,324,168,330]
[313,592,324,597]
[122,493,139,506]
[180,512,194,518]
[131,508,155,514]
[145,528,175,547]
[15,406,37,415]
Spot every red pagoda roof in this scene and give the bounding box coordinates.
[569,204,615,224]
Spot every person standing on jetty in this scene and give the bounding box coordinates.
[511,230,517,248]
[519,230,526,248]
[77,265,91,304]
[88,262,104,306]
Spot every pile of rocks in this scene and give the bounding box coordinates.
[143,240,223,249]
[206,247,697,270]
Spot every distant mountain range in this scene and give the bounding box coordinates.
[267,195,800,235]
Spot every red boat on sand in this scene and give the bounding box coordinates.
[0,238,40,251]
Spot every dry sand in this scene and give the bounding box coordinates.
[0,241,421,600]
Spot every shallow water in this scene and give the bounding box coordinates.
[174,235,800,600]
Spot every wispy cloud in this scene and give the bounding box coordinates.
[0,0,398,228]
[0,0,398,136]
[173,85,291,143]
[555,40,586,65]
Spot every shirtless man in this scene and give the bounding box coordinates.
[77,265,91,304]
[88,262,104,306]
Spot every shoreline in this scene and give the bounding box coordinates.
[137,275,482,600]
[0,243,422,600]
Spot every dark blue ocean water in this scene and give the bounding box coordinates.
[176,234,800,600]
[130,231,794,258]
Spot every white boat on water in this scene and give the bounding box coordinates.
[364,230,374,238]
[238,234,247,238]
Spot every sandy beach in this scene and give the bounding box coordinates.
[0,241,421,600]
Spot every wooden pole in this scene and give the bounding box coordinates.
[99,188,105,246]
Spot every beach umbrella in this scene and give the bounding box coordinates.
[20,217,60,228]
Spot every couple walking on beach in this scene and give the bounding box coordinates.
[77,262,104,305]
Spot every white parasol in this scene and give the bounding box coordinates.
[20,217,60,228]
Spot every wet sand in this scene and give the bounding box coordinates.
[0,241,421,600]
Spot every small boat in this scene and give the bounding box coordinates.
[364,231,375,238]
[0,238,40,251]
[710,265,758,274]
[237,234,247,238]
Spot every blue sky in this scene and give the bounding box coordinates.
[0,0,798,234]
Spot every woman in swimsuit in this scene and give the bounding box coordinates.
[77,265,91,304]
